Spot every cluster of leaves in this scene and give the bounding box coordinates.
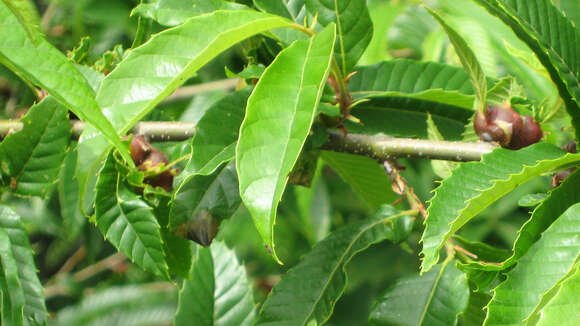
[0,0,580,325]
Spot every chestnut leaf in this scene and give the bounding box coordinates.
[236,24,336,263]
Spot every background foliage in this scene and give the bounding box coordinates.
[0,0,579,325]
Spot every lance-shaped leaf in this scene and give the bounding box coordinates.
[2,0,40,37]
[52,284,177,326]
[370,260,469,326]
[484,203,580,325]
[306,0,372,75]
[0,1,131,164]
[179,88,250,181]
[320,151,397,212]
[132,0,247,27]
[175,241,255,326]
[426,8,487,112]
[78,9,295,203]
[472,0,580,139]
[0,97,70,197]
[170,161,240,246]
[0,205,46,325]
[95,152,169,279]
[236,25,335,262]
[347,60,495,139]
[463,168,580,271]
[420,142,580,273]
[531,262,580,326]
[257,205,414,325]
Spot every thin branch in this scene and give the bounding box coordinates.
[323,130,496,162]
[0,121,496,162]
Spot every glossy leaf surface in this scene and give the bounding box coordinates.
[484,203,580,325]
[421,143,580,272]
[257,205,414,325]
[0,1,130,163]
[174,241,255,326]
[95,153,169,278]
[236,25,335,262]
[0,97,69,197]
[533,263,580,326]
[370,260,469,326]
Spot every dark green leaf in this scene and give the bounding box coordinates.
[236,25,335,262]
[175,241,255,326]
[320,151,397,212]
[0,205,46,325]
[170,161,240,244]
[370,260,469,326]
[306,0,372,75]
[58,146,85,239]
[0,97,70,197]
[254,0,308,45]
[95,152,169,279]
[258,205,414,325]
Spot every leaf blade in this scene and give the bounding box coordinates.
[420,143,580,272]
[174,241,255,326]
[94,152,169,278]
[257,205,414,326]
[236,25,336,262]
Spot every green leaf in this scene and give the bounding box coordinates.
[2,0,40,39]
[320,151,397,212]
[420,142,580,273]
[0,1,131,164]
[94,152,169,279]
[306,0,372,75]
[386,5,436,59]
[257,205,415,326]
[0,205,46,325]
[132,0,247,27]
[236,25,335,262]
[78,9,296,204]
[0,97,70,197]
[466,168,580,271]
[347,60,489,139]
[52,284,176,326]
[179,88,250,180]
[170,161,240,242]
[473,0,580,139]
[370,260,469,326]
[517,193,547,207]
[484,202,580,325]
[426,8,487,112]
[531,262,580,326]
[175,241,255,326]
